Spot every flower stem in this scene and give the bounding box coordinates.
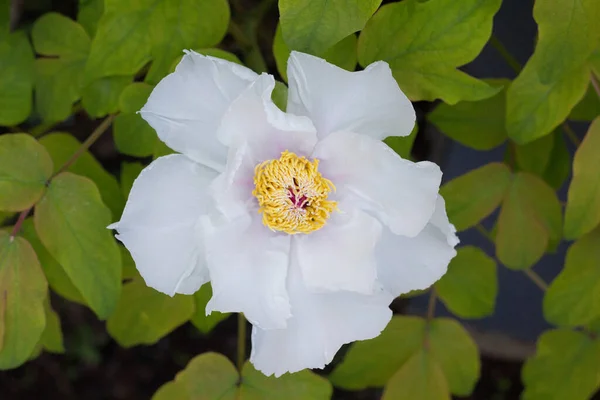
[426,287,437,322]
[523,268,549,291]
[562,122,581,147]
[489,34,522,74]
[237,313,247,371]
[51,115,115,180]
[10,206,32,240]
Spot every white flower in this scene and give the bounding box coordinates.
[109,50,459,377]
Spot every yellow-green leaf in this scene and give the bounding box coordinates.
[0,31,34,125]
[82,75,132,118]
[40,299,64,354]
[120,161,144,198]
[113,82,157,157]
[0,232,47,369]
[0,134,53,212]
[191,284,230,334]
[34,172,121,319]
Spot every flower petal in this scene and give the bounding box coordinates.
[313,131,442,237]
[140,51,258,171]
[110,155,218,296]
[295,209,381,294]
[376,195,459,297]
[203,211,292,330]
[287,51,415,140]
[250,251,393,377]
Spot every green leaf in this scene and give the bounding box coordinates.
[570,83,600,121]
[82,75,132,118]
[0,232,47,369]
[0,0,8,37]
[514,133,554,176]
[506,0,600,143]
[496,172,562,270]
[522,329,600,400]
[428,80,508,150]
[330,316,479,396]
[273,24,357,82]
[107,279,194,347]
[40,299,64,354]
[0,31,34,125]
[113,82,157,157]
[153,140,174,159]
[358,0,501,104]
[271,81,288,112]
[34,172,121,319]
[0,134,53,212]
[544,228,600,327]
[435,246,497,319]
[32,13,90,122]
[78,0,104,37]
[541,131,570,190]
[39,132,125,218]
[278,0,379,56]
[564,117,600,239]
[168,48,242,75]
[384,124,418,159]
[382,349,450,400]
[191,284,230,334]
[440,163,511,232]
[120,246,138,280]
[120,161,144,198]
[85,0,229,84]
[153,352,332,400]
[20,218,84,304]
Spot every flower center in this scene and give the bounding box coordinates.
[253,151,337,235]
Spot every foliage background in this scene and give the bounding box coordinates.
[1,0,600,399]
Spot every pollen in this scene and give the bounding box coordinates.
[253,151,337,235]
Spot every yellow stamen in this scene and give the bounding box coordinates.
[253,151,337,235]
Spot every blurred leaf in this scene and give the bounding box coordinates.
[113,82,157,157]
[39,132,125,218]
[85,0,229,83]
[82,75,132,118]
[0,134,53,212]
[153,140,174,159]
[544,228,600,327]
[32,13,90,122]
[428,80,508,150]
[522,329,600,400]
[440,163,511,231]
[383,349,450,400]
[506,0,600,143]
[168,48,242,74]
[384,123,418,159]
[0,31,34,125]
[0,0,8,37]
[40,299,64,353]
[514,133,554,176]
[330,316,479,396]
[120,161,144,198]
[435,246,497,319]
[496,172,562,270]
[120,246,138,280]
[273,24,357,82]
[20,218,84,304]
[271,81,288,112]
[279,0,378,56]
[78,0,104,37]
[0,232,47,369]
[570,83,600,121]
[358,0,501,104]
[34,172,121,319]
[564,117,600,239]
[541,131,570,190]
[153,352,332,400]
[107,279,193,347]
[191,284,230,334]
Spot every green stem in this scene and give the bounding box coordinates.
[237,313,247,371]
[490,35,522,74]
[426,288,437,321]
[523,268,549,291]
[562,122,581,147]
[590,72,600,101]
[10,206,32,239]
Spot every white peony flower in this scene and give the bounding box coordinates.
[109,50,459,377]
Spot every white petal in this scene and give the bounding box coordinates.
[295,209,381,294]
[218,73,317,162]
[250,252,393,377]
[287,51,415,140]
[111,155,218,296]
[203,212,292,330]
[376,195,459,297]
[313,131,442,237]
[140,51,258,171]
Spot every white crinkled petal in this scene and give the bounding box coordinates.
[202,212,292,330]
[286,51,415,140]
[140,51,258,171]
[109,155,218,296]
[295,209,381,294]
[376,195,459,297]
[313,131,442,237]
[250,250,393,377]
